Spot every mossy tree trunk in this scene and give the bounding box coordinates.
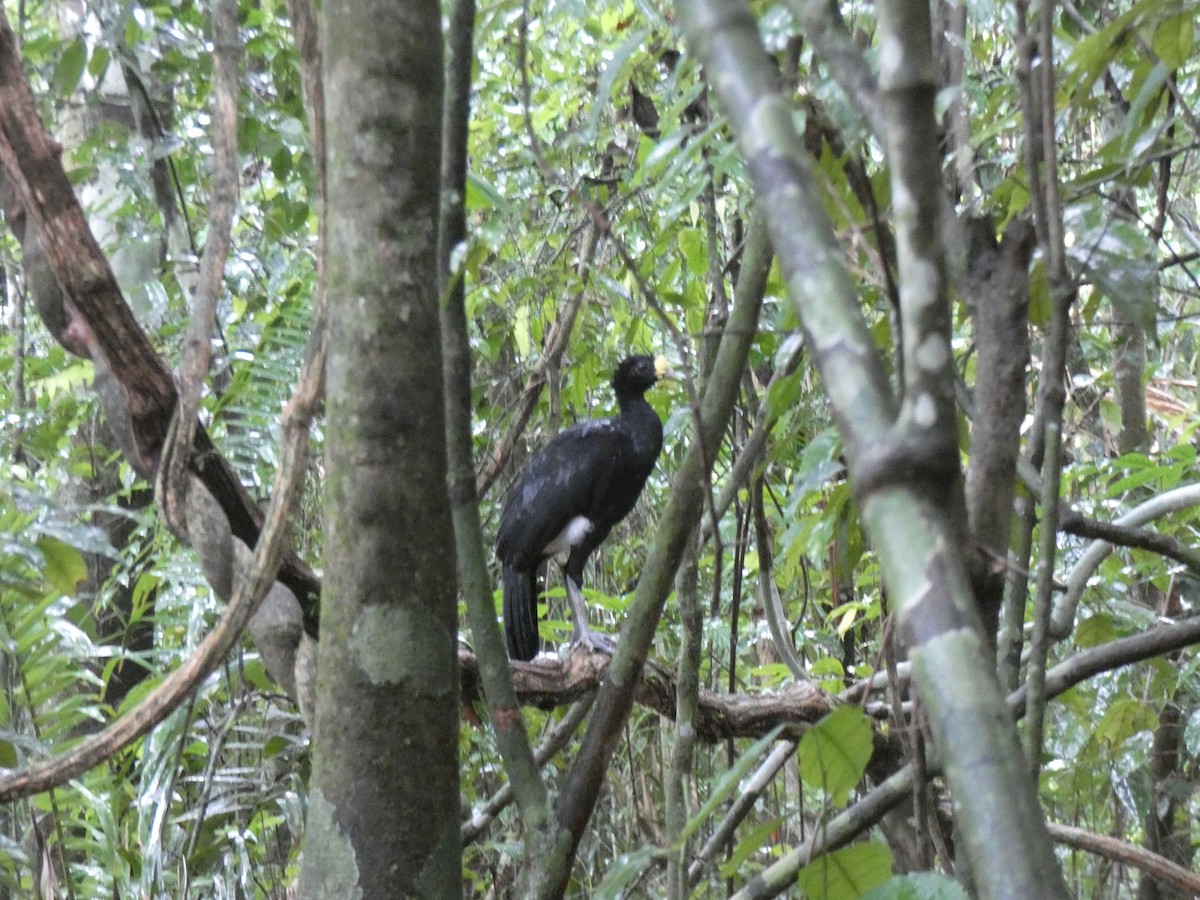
[296,0,460,894]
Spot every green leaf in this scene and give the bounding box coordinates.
[29,359,93,399]
[679,228,705,275]
[1184,707,1200,757]
[1064,199,1158,334]
[514,305,532,357]
[36,535,87,596]
[1154,13,1194,70]
[1074,614,1118,649]
[860,872,971,900]
[1123,61,1169,147]
[1094,696,1157,748]
[593,846,659,899]
[87,46,111,81]
[466,170,512,214]
[719,816,782,879]
[637,129,688,178]
[797,705,873,805]
[1027,259,1050,327]
[766,368,804,418]
[796,842,893,899]
[53,37,88,95]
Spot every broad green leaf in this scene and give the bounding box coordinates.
[1027,259,1050,328]
[861,872,971,900]
[1094,696,1157,748]
[1074,614,1118,649]
[796,842,893,899]
[833,603,859,637]
[679,228,705,275]
[638,128,688,177]
[593,846,660,899]
[797,706,873,804]
[87,46,110,81]
[766,367,804,417]
[466,170,512,214]
[36,535,87,596]
[809,657,846,692]
[514,305,532,357]
[1123,61,1169,148]
[53,37,87,95]
[1154,13,1194,70]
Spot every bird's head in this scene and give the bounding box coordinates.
[613,354,675,397]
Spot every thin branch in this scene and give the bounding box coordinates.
[753,475,807,679]
[1055,483,1200,638]
[665,537,702,898]
[701,334,804,541]
[281,0,324,211]
[161,0,241,532]
[475,288,589,496]
[460,696,595,844]
[786,0,885,141]
[1058,509,1200,572]
[1019,0,1075,778]
[1010,615,1200,718]
[1047,822,1200,896]
[438,0,549,835]
[687,739,798,887]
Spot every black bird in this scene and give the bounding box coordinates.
[496,355,672,660]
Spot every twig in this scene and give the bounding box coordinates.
[160,0,241,532]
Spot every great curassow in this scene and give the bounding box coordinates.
[496,355,672,660]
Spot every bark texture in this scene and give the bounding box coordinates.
[297,0,459,893]
[964,216,1034,646]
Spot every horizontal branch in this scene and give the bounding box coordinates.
[458,650,836,742]
[1058,508,1200,571]
[1047,822,1200,897]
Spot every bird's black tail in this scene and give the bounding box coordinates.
[503,565,539,661]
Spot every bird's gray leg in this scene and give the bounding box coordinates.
[565,576,616,655]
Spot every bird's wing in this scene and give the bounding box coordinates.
[496,419,633,566]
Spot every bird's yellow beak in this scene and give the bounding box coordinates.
[654,355,675,380]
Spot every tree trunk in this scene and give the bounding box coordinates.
[296,0,459,893]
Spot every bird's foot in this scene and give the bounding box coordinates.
[571,627,617,656]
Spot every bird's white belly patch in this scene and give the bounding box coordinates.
[544,515,593,562]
